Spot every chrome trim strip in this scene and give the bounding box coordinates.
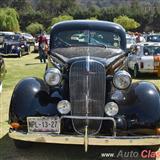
[9,131,160,146]
[61,116,116,136]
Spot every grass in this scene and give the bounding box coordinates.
[0,53,160,160]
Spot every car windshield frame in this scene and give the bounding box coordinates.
[52,29,122,49]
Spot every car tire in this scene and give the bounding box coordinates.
[18,51,22,58]
[133,65,139,78]
[14,140,32,149]
[0,81,2,93]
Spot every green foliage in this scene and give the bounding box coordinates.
[51,15,73,25]
[26,22,44,35]
[0,8,20,32]
[114,15,140,30]
[87,17,97,20]
[1,0,160,32]
[37,0,75,16]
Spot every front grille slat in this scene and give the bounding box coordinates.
[69,59,106,135]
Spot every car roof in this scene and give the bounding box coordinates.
[136,42,160,46]
[51,20,125,32]
[0,31,15,35]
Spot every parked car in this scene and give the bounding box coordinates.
[0,34,30,57]
[126,34,136,52]
[0,56,6,93]
[147,34,160,43]
[21,33,35,45]
[8,20,160,151]
[127,42,160,77]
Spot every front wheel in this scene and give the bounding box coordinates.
[14,140,32,149]
[133,65,140,78]
[18,51,22,58]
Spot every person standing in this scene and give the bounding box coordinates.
[38,32,48,63]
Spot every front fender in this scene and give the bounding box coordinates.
[9,77,62,122]
[111,81,160,129]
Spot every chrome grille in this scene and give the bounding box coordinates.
[69,59,106,134]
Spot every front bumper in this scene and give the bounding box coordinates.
[9,130,160,146]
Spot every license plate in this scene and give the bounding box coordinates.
[27,117,60,133]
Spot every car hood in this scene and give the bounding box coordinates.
[51,47,126,66]
[51,46,124,59]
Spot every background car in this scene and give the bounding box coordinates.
[0,56,6,93]
[126,34,136,52]
[21,33,35,46]
[147,34,160,44]
[127,42,160,77]
[0,34,30,57]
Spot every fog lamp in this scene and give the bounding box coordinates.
[113,70,132,90]
[105,102,119,116]
[44,68,62,86]
[156,128,160,135]
[57,100,71,114]
[10,122,20,129]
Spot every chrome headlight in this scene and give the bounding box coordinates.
[105,102,119,116]
[44,68,62,86]
[57,100,71,114]
[113,70,132,90]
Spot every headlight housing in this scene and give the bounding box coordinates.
[113,70,132,90]
[105,102,119,116]
[44,68,62,86]
[57,100,71,114]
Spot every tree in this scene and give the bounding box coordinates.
[37,0,75,16]
[51,15,73,25]
[26,22,44,35]
[114,15,140,30]
[0,8,20,32]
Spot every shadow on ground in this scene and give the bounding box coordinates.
[0,134,158,160]
[133,73,159,80]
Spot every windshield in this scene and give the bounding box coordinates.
[143,45,160,56]
[53,30,121,49]
[5,35,20,41]
[147,35,160,42]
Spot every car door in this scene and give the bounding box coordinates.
[141,46,154,70]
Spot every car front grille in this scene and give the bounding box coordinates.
[69,59,106,135]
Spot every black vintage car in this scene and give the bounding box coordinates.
[0,56,6,93]
[9,20,160,151]
[0,34,30,57]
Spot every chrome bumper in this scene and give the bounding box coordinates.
[9,130,160,146]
